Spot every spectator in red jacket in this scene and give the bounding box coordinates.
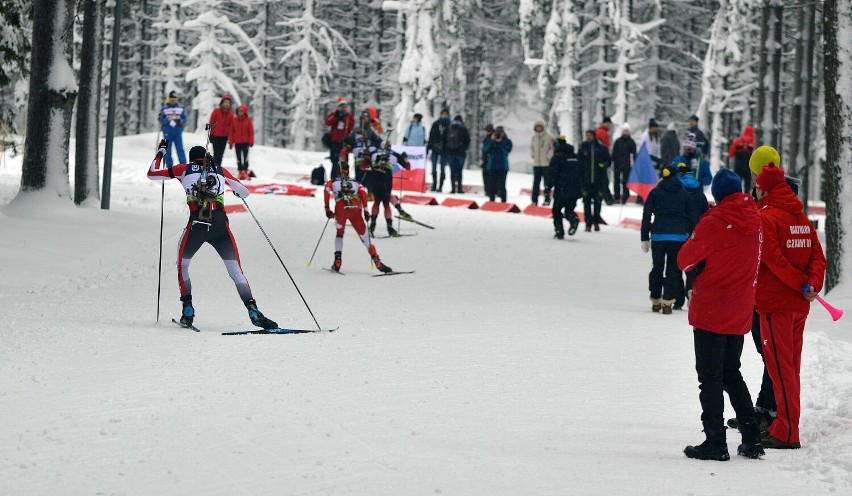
[325,98,355,180]
[728,125,755,191]
[595,116,614,205]
[229,104,255,180]
[677,168,764,461]
[754,163,827,450]
[208,95,234,167]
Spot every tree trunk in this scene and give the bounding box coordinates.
[786,4,805,178]
[18,0,77,199]
[755,2,769,144]
[800,3,818,211]
[823,0,852,291]
[75,0,105,205]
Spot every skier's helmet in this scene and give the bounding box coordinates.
[189,146,207,162]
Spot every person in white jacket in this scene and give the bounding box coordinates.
[530,119,555,205]
[641,118,662,168]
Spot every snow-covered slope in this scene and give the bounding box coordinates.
[1,135,850,495]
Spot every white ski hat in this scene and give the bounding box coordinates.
[621,123,631,132]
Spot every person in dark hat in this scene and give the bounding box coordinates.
[481,124,495,198]
[687,114,710,157]
[482,125,512,201]
[577,129,611,231]
[158,91,188,167]
[641,118,661,168]
[324,97,355,179]
[427,108,452,191]
[402,113,426,146]
[443,115,471,193]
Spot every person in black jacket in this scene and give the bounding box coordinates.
[640,165,696,314]
[577,130,611,231]
[443,116,471,193]
[549,137,581,239]
[676,162,710,309]
[660,123,680,176]
[427,108,451,191]
[611,123,637,203]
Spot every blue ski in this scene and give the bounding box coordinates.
[222,327,337,335]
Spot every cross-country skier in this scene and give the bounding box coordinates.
[364,135,412,237]
[324,162,394,273]
[340,120,381,183]
[147,141,278,329]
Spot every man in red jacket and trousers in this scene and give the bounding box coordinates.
[678,169,764,461]
[754,161,827,449]
[325,98,355,181]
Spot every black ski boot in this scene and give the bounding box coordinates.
[684,428,730,461]
[180,294,194,326]
[369,218,377,238]
[543,193,551,206]
[395,203,413,221]
[568,215,580,236]
[387,219,399,237]
[331,251,342,272]
[737,420,765,459]
[372,254,393,273]
[554,230,565,240]
[245,298,278,329]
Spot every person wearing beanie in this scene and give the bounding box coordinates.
[577,130,611,231]
[530,119,555,205]
[208,95,235,167]
[444,115,471,194]
[611,123,637,203]
[641,118,662,168]
[752,163,827,449]
[640,164,694,314]
[548,136,581,239]
[427,109,452,191]
[728,125,755,191]
[687,114,710,157]
[229,104,256,180]
[402,113,426,147]
[482,125,513,202]
[660,124,680,172]
[676,168,764,461]
[147,142,279,331]
[596,117,613,150]
[481,124,495,198]
[158,91,188,167]
[671,134,712,187]
[674,162,709,309]
[324,97,356,180]
[748,145,781,178]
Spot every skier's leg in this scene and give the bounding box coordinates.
[208,216,253,302]
[176,220,209,297]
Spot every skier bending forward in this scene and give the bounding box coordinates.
[147,141,278,329]
[324,162,394,273]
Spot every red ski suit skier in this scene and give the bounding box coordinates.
[755,165,826,446]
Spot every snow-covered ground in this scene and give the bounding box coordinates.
[1,135,851,495]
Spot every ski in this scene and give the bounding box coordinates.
[222,327,338,335]
[396,215,435,229]
[171,318,201,332]
[323,267,345,275]
[376,233,418,239]
[373,270,415,277]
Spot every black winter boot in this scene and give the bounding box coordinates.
[438,173,445,192]
[431,172,438,192]
[369,218,377,237]
[331,251,342,272]
[387,219,399,237]
[568,215,580,236]
[737,421,765,459]
[180,294,194,326]
[684,428,730,461]
[245,298,278,329]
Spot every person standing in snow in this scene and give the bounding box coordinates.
[687,114,710,158]
[611,123,637,204]
[641,118,662,169]
[427,108,451,191]
[530,119,554,205]
[229,104,255,181]
[640,164,694,314]
[677,168,764,461]
[482,125,512,202]
[402,113,427,146]
[728,125,755,191]
[208,95,234,167]
[577,130,611,231]
[671,135,712,187]
[147,142,278,330]
[595,116,616,205]
[443,115,471,194]
[660,123,680,175]
[675,162,710,309]
[549,136,581,239]
[324,162,394,273]
[481,124,495,198]
[158,91,187,167]
[325,98,356,180]
[752,156,827,450]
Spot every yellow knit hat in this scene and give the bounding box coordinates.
[749,145,781,176]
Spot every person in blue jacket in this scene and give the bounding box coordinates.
[482,125,512,202]
[402,113,427,146]
[640,164,696,314]
[675,161,710,309]
[671,135,712,187]
[159,91,187,167]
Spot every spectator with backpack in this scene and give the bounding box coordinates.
[443,116,471,194]
[427,108,451,191]
[728,125,755,191]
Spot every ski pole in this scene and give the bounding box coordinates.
[153,131,164,322]
[307,217,331,268]
[241,197,322,331]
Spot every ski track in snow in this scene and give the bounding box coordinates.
[0,133,850,495]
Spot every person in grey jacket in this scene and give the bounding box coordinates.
[530,119,554,205]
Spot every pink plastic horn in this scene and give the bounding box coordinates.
[816,295,844,322]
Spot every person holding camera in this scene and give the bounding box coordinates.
[482,125,513,202]
[481,124,495,198]
[324,97,355,180]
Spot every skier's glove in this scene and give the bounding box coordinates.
[363,211,371,222]
[325,207,334,219]
[641,240,650,253]
[157,139,169,157]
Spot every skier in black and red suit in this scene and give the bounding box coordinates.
[147,141,278,329]
[363,141,412,237]
[323,162,394,273]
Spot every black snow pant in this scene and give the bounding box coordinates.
[210,136,228,167]
[751,309,777,412]
[649,240,684,301]
[488,170,507,202]
[532,166,551,204]
[613,167,630,202]
[552,194,579,234]
[693,328,757,432]
[235,144,250,171]
[582,184,605,226]
[329,142,345,180]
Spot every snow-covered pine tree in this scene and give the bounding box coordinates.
[0,0,31,144]
[755,0,783,146]
[18,0,77,199]
[245,0,285,146]
[75,0,106,205]
[153,0,184,98]
[823,0,852,291]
